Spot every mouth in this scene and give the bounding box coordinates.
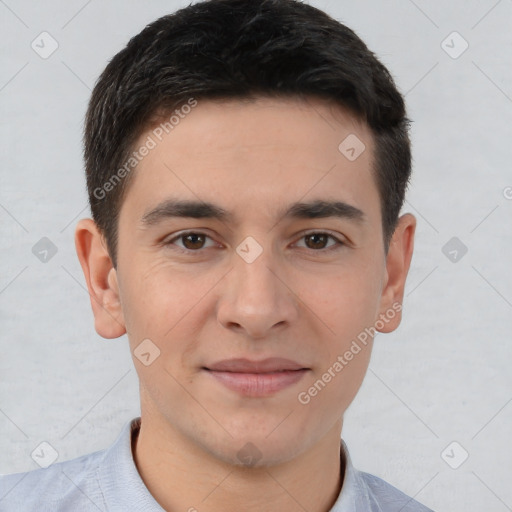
[203,357,310,397]
[205,357,308,373]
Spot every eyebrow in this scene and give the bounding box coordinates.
[140,198,366,226]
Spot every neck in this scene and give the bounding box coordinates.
[132,413,345,512]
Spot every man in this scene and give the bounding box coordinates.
[0,0,434,510]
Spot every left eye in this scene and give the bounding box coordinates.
[165,231,344,252]
[295,232,343,251]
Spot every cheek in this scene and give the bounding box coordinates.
[295,272,377,419]
[118,263,205,399]
[119,258,221,351]
[299,264,381,339]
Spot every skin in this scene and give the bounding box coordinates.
[75,97,415,512]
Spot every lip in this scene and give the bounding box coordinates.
[203,358,310,397]
[206,357,307,373]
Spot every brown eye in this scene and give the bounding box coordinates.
[166,231,216,251]
[296,232,343,251]
[181,233,206,250]
[304,233,330,249]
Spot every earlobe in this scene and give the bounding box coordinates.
[376,213,416,334]
[75,218,126,339]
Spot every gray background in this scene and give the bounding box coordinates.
[1,1,511,511]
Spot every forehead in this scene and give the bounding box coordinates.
[120,97,380,227]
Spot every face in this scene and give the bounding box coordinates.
[77,97,415,467]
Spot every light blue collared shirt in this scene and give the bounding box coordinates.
[0,417,433,511]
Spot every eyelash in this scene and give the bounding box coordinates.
[164,230,346,254]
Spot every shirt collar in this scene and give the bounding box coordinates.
[98,417,164,511]
[330,439,373,511]
[98,417,370,512]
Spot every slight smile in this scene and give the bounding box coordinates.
[203,357,311,397]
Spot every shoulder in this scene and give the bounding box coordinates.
[358,470,435,512]
[0,448,107,512]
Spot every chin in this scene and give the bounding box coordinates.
[204,428,312,469]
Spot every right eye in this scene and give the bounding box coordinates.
[164,231,219,252]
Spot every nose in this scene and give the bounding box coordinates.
[216,243,300,339]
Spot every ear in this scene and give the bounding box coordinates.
[75,218,126,339]
[376,213,416,333]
